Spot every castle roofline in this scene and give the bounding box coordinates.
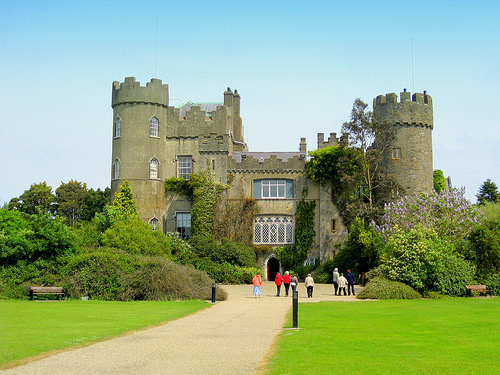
[231,151,305,163]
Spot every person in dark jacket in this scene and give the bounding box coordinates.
[346,270,355,296]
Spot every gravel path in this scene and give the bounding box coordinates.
[1,282,362,375]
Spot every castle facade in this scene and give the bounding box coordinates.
[110,77,433,279]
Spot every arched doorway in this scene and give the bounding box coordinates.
[266,257,280,281]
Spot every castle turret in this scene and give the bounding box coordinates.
[111,77,169,229]
[373,90,433,196]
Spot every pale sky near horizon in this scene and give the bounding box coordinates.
[1,0,499,204]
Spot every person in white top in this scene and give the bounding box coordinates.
[337,273,348,296]
[304,273,315,298]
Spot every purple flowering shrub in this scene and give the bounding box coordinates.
[374,188,484,242]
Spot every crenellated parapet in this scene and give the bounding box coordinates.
[165,104,229,138]
[373,90,433,128]
[112,77,169,108]
[198,133,230,154]
[228,152,307,173]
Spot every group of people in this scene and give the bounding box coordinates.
[252,268,355,298]
[251,271,315,298]
[332,268,355,296]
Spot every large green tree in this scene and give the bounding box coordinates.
[55,180,89,226]
[8,182,56,215]
[341,98,398,209]
[476,179,498,205]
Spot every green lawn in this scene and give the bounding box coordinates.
[263,298,500,375]
[0,299,209,369]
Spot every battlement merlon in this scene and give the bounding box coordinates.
[112,77,169,108]
[373,90,433,108]
[373,90,433,127]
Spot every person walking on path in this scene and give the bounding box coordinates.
[290,273,298,293]
[304,273,315,298]
[332,268,340,295]
[252,272,262,298]
[275,272,284,296]
[338,273,348,296]
[283,271,291,297]
[346,269,356,296]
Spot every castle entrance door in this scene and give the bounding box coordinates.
[267,257,280,281]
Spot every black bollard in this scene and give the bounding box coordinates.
[211,283,216,303]
[292,290,298,328]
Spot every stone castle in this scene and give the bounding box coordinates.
[110,77,433,280]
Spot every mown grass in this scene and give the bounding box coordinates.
[0,299,209,369]
[263,298,500,375]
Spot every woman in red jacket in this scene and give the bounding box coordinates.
[283,271,291,297]
[275,272,284,297]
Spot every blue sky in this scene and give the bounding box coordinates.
[1,0,499,204]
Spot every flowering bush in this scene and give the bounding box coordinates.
[374,188,483,242]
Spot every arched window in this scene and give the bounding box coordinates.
[114,117,121,138]
[149,158,159,179]
[114,159,120,179]
[149,217,159,231]
[150,116,159,137]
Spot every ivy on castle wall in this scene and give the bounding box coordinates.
[214,196,258,246]
[277,188,316,270]
[165,170,229,237]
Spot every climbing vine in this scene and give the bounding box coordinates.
[214,195,258,246]
[165,169,229,237]
[277,188,316,270]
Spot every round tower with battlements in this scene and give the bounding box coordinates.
[111,77,169,230]
[373,90,433,197]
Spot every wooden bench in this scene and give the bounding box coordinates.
[30,286,65,300]
[466,285,492,297]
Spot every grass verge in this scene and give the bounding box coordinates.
[262,298,500,375]
[0,299,209,369]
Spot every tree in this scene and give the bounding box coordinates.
[433,169,447,193]
[112,180,139,219]
[341,98,398,209]
[55,180,89,226]
[476,179,499,205]
[333,217,382,277]
[7,182,56,215]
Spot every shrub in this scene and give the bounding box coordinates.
[63,248,227,301]
[63,248,136,300]
[102,218,171,256]
[215,239,256,267]
[431,252,474,296]
[357,277,421,299]
[311,260,336,284]
[380,226,468,294]
[485,273,500,296]
[125,257,227,301]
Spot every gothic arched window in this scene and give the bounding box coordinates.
[150,116,159,137]
[149,158,159,179]
[149,217,159,231]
